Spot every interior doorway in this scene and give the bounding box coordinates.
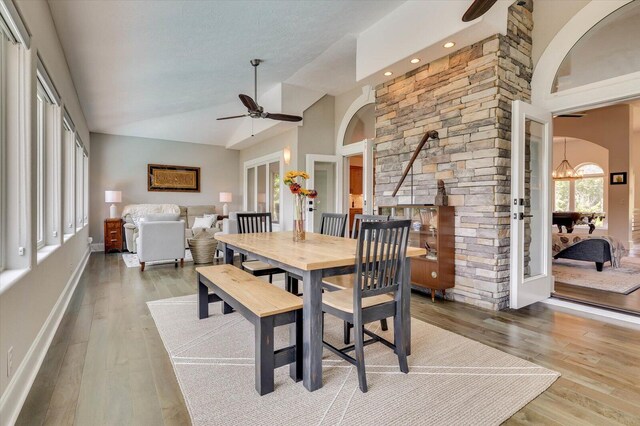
[550,98,640,315]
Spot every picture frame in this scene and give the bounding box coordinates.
[609,172,627,185]
[148,164,201,192]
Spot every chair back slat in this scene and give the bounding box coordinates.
[237,213,273,234]
[350,214,390,239]
[354,220,411,298]
[320,213,348,237]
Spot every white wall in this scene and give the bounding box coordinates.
[0,0,91,421]
[89,133,240,244]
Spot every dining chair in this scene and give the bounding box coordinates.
[350,214,389,238]
[320,213,348,237]
[322,219,411,392]
[236,212,284,283]
[324,213,392,343]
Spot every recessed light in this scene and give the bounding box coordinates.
[443,41,455,49]
[384,71,393,76]
[410,58,420,64]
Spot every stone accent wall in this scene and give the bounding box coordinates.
[374,2,533,310]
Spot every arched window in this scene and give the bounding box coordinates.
[552,1,640,93]
[343,103,374,146]
[554,163,605,222]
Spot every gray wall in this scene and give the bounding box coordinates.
[89,133,240,244]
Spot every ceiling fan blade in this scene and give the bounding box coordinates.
[462,0,498,22]
[264,112,303,122]
[239,94,259,112]
[216,114,248,120]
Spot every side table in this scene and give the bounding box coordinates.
[104,218,124,253]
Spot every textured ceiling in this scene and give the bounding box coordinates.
[48,0,404,146]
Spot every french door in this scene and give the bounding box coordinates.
[510,100,553,309]
[306,155,342,233]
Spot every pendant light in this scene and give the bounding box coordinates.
[552,138,582,180]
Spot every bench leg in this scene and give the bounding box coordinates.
[290,310,303,382]
[255,317,275,395]
[596,262,603,272]
[221,301,233,315]
[198,281,209,319]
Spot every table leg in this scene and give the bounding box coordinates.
[302,269,323,391]
[224,244,233,265]
[403,258,411,356]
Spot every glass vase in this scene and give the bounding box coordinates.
[293,194,306,242]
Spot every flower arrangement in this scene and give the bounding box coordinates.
[284,171,317,241]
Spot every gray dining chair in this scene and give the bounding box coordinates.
[322,219,411,392]
[320,213,348,237]
[324,212,391,343]
[236,213,284,283]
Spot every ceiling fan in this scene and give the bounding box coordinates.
[217,59,303,123]
[462,0,527,22]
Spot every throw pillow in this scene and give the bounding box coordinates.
[192,216,216,229]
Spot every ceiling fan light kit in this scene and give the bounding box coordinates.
[217,59,303,123]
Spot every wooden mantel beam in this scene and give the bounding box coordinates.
[391,130,439,197]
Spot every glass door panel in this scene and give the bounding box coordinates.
[257,164,266,213]
[510,100,553,309]
[269,161,280,223]
[246,167,255,211]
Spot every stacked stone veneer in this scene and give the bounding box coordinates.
[374,2,533,310]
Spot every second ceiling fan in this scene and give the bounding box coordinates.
[217,59,303,123]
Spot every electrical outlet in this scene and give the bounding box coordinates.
[53,231,58,237]
[18,247,24,256]
[7,347,13,377]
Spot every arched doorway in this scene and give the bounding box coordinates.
[512,0,640,310]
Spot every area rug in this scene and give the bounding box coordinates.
[122,249,193,268]
[553,257,640,294]
[147,294,559,426]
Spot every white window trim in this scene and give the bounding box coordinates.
[75,139,83,232]
[36,87,46,249]
[243,151,284,227]
[0,30,5,272]
[83,150,88,226]
[554,163,607,226]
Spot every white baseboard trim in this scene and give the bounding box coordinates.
[0,246,91,426]
[542,298,640,327]
[90,243,104,252]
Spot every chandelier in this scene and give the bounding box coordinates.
[552,138,582,180]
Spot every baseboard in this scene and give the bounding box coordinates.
[0,245,91,426]
[90,243,104,252]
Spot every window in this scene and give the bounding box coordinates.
[63,117,75,235]
[75,140,83,230]
[554,163,605,225]
[83,151,88,226]
[343,103,375,146]
[243,153,283,224]
[553,1,640,93]
[36,82,50,248]
[0,30,6,271]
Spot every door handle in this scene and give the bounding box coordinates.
[519,213,534,220]
[308,207,316,212]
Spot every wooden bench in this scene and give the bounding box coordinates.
[196,265,303,395]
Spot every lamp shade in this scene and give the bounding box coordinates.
[219,192,232,203]
[105,190,122,203]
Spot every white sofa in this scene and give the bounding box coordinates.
[136,216,186,271]
[122,204,221,253]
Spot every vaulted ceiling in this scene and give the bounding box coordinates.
[47,0,404,146]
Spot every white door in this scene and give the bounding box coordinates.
[306,155,342,233]
[510,100,553,309]
[362,139,375,214]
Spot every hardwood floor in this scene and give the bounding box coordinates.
[17,253,640,425]
[553,249,640,315]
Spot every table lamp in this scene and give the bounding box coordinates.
[105,190,122,219]
[219,192,232,216]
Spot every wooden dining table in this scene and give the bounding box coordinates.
[215,231,425,392]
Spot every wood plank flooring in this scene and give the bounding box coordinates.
[16,253,640,425]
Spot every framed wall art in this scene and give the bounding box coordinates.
[610,172,627,185]
[148,164,201,192]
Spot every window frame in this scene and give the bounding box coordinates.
[553,162,606,223]
[75,138,83,231]
[243,152,284,225]
[35,80,51,249]
[0,30,6,271]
